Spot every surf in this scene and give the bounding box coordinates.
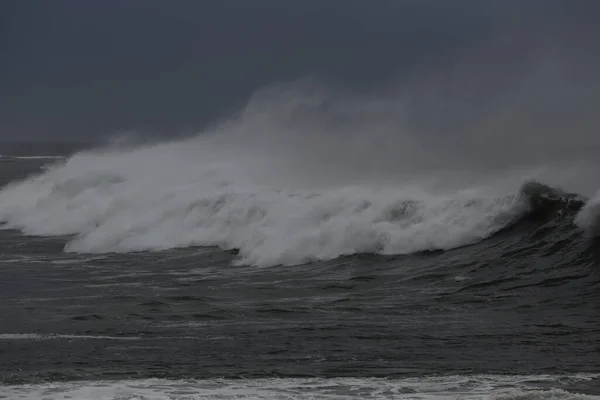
[1,82,599,267]
[0,148,594,267]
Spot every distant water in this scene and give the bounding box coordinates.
[0,139,599,399]
[0,141,88,157]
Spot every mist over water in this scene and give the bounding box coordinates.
[2,12,600,266]
[1,69,600,266]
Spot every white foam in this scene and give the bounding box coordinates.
[575,190,600,235]
[0,138,533,267]
[0,83,596,267]
[1,375,598,400]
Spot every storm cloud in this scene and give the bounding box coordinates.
[0,0,598,141]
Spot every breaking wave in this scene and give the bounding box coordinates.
[1,84,599,267]
[0,141,596,267]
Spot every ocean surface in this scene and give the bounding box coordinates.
[0,140,599,400]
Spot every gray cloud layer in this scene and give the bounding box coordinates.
[1,0,598,141]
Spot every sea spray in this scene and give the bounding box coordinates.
[0,140,533,267]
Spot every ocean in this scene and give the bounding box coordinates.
[0,133,599,399]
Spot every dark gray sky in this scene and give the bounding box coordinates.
[1,0,598,141]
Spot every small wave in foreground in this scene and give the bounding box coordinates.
[2,375,599,400]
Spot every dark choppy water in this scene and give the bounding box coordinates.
[0,149,599,399]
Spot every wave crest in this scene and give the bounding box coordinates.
[0,143,547,267]
[575,190,600,235]
[517,180,586,220]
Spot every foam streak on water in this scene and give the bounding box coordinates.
[2,375,599,400]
